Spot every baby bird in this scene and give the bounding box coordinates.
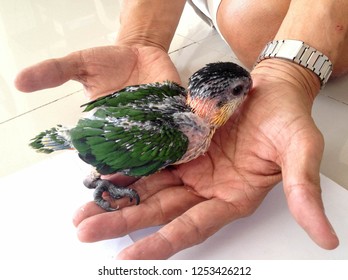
[30,62,252,211]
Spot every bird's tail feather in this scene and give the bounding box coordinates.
[29,125,73,153]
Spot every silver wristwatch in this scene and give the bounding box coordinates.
[256,39,333,88]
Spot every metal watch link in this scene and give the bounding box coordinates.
[255,39,333,88]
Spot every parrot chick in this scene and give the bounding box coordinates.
[29,62,252,211]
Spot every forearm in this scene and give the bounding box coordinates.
[255,0,348,99]
[116,0,186,51]
[275,0,348,66]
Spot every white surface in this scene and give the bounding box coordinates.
[0,152,347,260]
[133,175,348,260]
[0,153,133,260]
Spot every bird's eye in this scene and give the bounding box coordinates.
[232,85,244,96]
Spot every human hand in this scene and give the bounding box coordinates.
[72,59,339,259]
[15,44,181,99]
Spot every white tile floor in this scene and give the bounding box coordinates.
[0,0,348,260]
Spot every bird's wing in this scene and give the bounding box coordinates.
[70,82,190,176]
[70,116,189,176]
[82,81,186,112]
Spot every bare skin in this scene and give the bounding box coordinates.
[15,0,348,259]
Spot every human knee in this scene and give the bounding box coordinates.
[217,0,289,69]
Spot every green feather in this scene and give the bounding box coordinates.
[82,82,185,112]
[69,81,190,176]
[29,125,72,153]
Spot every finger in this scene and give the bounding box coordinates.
[117,199,238,260]
[104,168,183,199]
[73,201,105,227]
[75,186,205,243]
[14,55,78,92]
[282,127,339,249]
[285,181,339,249]
[101,173,138,187]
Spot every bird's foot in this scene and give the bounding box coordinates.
[92,180,140,211]
[83,174,140,211]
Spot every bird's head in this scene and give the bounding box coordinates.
[187,62,252,127]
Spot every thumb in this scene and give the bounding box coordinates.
[281,124,339,249]
[14,54,79,93]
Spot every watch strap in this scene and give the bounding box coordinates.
[256,39,333,88]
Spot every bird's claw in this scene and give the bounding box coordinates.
[84,176,140,211]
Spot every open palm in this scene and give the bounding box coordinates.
[15,45,181,98]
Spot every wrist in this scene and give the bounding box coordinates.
[116,30,169,52]
[115,0,186,52]
[252,59,321,102]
